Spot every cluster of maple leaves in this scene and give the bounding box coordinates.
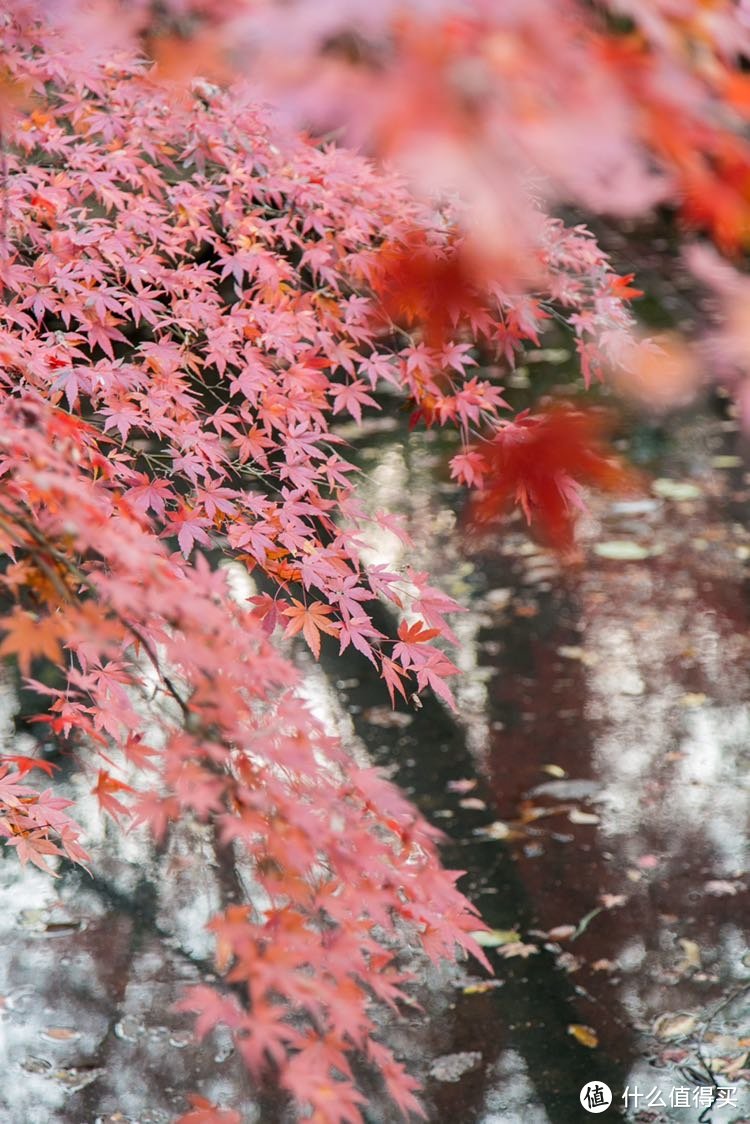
[36,1,750,258]
[0,9,644,1120]
[2,0,749,1121]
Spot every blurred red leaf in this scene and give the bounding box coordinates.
[609,273,644,301]
[91,769,135,822]
[177,1094,241,1124]
[0,755,57,778]
[468,403,640,549]
[369,231,480,348]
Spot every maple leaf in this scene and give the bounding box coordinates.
[5,829,62,874]
[450,450,486,488]
[165,505,212,558]
[368,230,482,348]
[91,769,135,822]
[282,599,340,659]
[0,755,58,779]
[0,609,63,676]
[176,986,245,1040]
[468,403,640,549]
[413,650,459,710]
[380,656,409,706]
[337,615,383,664]
[329,378,380,424]
[395,619,441,653]
[122,735,159,771]
[608,273,644,301]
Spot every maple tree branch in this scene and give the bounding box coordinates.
[0,503,191,721]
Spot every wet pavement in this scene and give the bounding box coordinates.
[0,401,748,1123]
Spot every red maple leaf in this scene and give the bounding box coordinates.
[368,230,480,348]
[91,769,136,822]
[608,273,644,301]
[177,1094,241,1124]
[0,755,58,778]
[468,403,640,549]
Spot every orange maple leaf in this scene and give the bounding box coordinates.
[282,599,340,659]
[0,608,63,676]
[147,31,231,88]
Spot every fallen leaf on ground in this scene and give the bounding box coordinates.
[518,801,569,823]
[556,952,583,973]
[594,540,654,561]
[459,797,487,811]
[41,1027,80,1041]
[710,1052,748,1078]
[362,706,413,728]
[547,924,577,941]
[557,646,599,666]
[653,1012,698,1041]
[469,928,521,948]
[680,692,708,708]
[461,980,505,995]
[474,820,522,841]
[658,1047,690,1064]
[569,808,600,824]
[600,894,628,909]
[651,478,702,501]
[447,778,477,794]
[568,1024,598,1048]
[541,763,567,777]
[497,941,539,959]
[675,938,702,973]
